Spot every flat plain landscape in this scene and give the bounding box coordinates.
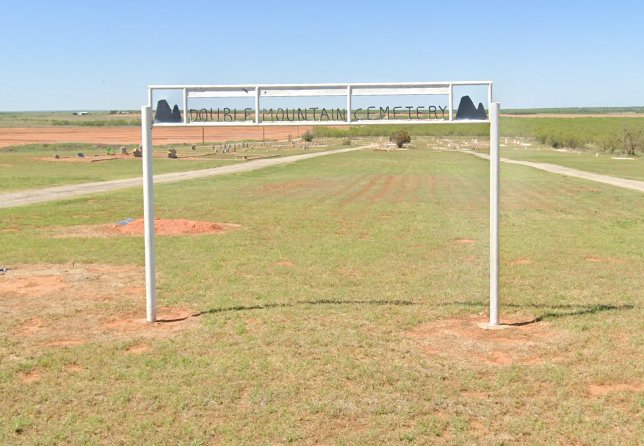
[0,115,643,444]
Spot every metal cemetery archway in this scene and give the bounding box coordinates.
[141,81,501,326]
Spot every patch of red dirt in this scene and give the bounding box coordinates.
[18,369,42,383]
[407,314,566,367]
[14,317,47,336]
[0,275,67,297]
[51,219,241,237]
[2,264,198,354]
[124,287,146,295]
[509,258,532,265]
[116,218,227,236]
[45,339,87,347]
[64,364,84,373]
[274,261,294,267]
[126,343,151,354]
[454,239,477,244]
[588,383,643,396]
[0,125,317,149]
[103,306,194,335]
[585,256,604,263]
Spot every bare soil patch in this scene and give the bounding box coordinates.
[50,218,241,238]
[1,264,196,355]
[0,274,67,297]
[117,218,237,236]
[126,343,151,354]
[14,317,47,336]
[274,261,294,267]
[407,314,568,367]
[18,369,42,384]
[588,383,643,396]
[585,256,604,263]
[45,339,87,347]
[103,306,194,335]
[454,238,477,244]
[64,364,84,373]
[509,258,532,265]
[0,126,317,149]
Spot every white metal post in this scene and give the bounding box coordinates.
[182,89,188,125]
[346,85,352,123]
[448,83,454,121]
[255,87,260,124]
[141,106,157,323]
[489,102,500,326]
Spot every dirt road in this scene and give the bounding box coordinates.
[0,146,368,208]
[470,152,644,193]
[0,126,321,149]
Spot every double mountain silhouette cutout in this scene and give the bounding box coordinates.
[455,96,487,120]
[155,99,182,123]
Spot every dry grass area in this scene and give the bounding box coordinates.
[407,314,570,367]
[2,264,196,358]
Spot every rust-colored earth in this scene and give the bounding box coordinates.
[407,314,568,367]
[588,383,643,396]
[454,238,477,244]
[116,218,235,236]
[50,218,241,237]
[2,264,196,356]
[0,126,318,149]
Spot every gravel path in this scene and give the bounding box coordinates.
[469,152,644,193]
[0,146,367,209]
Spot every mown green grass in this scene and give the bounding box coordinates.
[0,149,642,444]
[0,143,343,192]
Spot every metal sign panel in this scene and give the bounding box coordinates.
[148,81,493,127]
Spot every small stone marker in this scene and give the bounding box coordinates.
[120,146,128,155]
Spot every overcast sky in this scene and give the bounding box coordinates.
[1,0,643,110]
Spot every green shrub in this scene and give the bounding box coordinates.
[390,130,411,148]
[302,130,314,142]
